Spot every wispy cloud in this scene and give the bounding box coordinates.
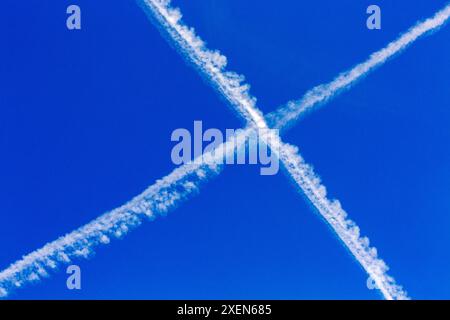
[137,0,268,129]
[268,3,450,131]
[276,140,407,299]
[0,161,217,296]
[139,0,417,300]
[0,131,249,297]
[2,0,449,299]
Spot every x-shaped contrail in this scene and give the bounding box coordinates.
[1,0,449,299]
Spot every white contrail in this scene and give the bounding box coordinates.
[276,139,408,300]
[3,0,447,300]
[139,0,414,300]
[269,2,450,130]
[0,130,250,298]
[0,162,221,296]
[137,0,268,129]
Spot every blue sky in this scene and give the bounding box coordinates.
[0,0,449,299]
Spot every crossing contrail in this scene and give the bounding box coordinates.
[2,0,448,299]
[138,0,417,300]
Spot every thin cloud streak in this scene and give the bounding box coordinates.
[139,0,416,299]
[2,0,448,299]
[268,3,450,131]
[0,130,249,297]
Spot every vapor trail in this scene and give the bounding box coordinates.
[139,0,415,299]
[2,0,447,299]
[137,0,268,129]
[275,137,408,300]
[268,2,450,131]
[0,130,250,298]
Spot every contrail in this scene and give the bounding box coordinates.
[139,0,416,300]
[275,138,408,300]
[0,130,250,298]
[137,0,268,129]
[2,0,448,299]
[0,161,222,297]
[268,2,450,131]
